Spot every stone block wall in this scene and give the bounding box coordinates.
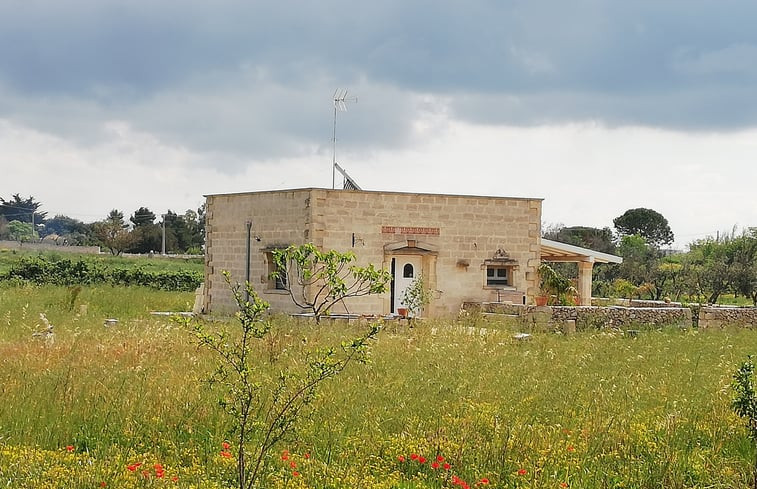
[0,241,100,254]
[699,306,757,329]
[204,188,542,316]
[204,189,312,313]
[468,302,692,330]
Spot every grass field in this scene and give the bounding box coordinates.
[1,282,756,488]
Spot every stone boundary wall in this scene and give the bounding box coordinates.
[592,298,683,308]
[0,240,100,254]
[699,306,757,329]
[466,302,694,330]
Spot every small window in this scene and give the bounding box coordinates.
[267,252,288,290]
[486,266,509,286]
[403,263,414,278]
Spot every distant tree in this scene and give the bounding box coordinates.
[128,224,162,254]
[614,208,674,248]
[7,220,35,242]
[544,225,616,254]
[0,194,47,224]
[44,215,89,238]
[130,207,157,227]
[92,209,133,255]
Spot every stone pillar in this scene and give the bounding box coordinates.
[577,261,594,306]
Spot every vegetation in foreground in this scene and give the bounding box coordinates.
[1,284,757,488]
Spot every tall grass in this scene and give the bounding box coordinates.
[1,284,756,487]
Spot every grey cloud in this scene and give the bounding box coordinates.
[1,0,757,167]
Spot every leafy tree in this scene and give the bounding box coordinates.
[92,209,133,255]
[43,215,91,244]
[614,208,674,248]
[180,271,380,489]
[0,194,46,224]
[130,207,156,227]
[128,224,163,254]
[271,243,392,322]
[7,220,35,242]
[732,356,757,489]
[543,225,616,254]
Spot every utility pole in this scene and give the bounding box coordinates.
[161,215,166,255]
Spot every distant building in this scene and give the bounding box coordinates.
[202,188,620,316]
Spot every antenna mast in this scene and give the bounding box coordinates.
[332,89,357,189]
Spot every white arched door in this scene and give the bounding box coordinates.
[394,256,422,313]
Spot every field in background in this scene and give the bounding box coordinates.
[1,281,756,488]
[0,248,204,276]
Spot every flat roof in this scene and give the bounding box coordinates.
[541,238,623,264]
[204,187,543,202]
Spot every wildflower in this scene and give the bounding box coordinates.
[397,455,406,462]
[560,483,569,488]
[436,455,445,462]
[290,461,297,469]
[292,471,300,477]
[281,450,290,461]
[443,462,451,470]
[99,483,106,488]
[221,451,233,458]
[222,441,231,450]
[517,468,527,476]
[418,456,427,464]
[304,452,311,459]
[65,445,74,453]
[479,478,489,485]
[172,476,179,482]
[126,463,142,472]
[567,445,575,452]
[410,453,419,461]
[141,470,151,478]
[431,461,440,469]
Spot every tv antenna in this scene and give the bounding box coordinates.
[332,89,357,189]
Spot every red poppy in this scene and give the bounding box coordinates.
[99,483,106,488]
[126,462,142,472]
[436,455,445,462]
[397,455,406,462]
[65,445,74,453]
[281,450,290,461]
[222,441,231,450]
[431,461,440,469]
[418,456,427,464]
[292,471,300,477]
[220,450,232,458]
[172,476,179,482]
[517,468,527,476]
[410,453,419,461]
[290,461,297,469]
[304,452,311,459]
[443,462,451,470]
[567,445,575,452]
[560,483,569,488]
[479,478,489,485]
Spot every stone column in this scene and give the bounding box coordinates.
[577,261,594,306]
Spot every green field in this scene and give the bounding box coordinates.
[1,281,756,488]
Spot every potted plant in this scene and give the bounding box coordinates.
[538,263,577,306]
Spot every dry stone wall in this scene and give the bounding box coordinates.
[699,306,757,329]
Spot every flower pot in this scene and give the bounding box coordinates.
[535,295,548,307]
[397,307,408,317]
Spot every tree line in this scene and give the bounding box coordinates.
[546,208,757,306]
[0,193,204,255]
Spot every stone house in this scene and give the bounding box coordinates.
[202,188,619,316]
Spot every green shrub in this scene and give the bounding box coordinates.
[0,255,202,291]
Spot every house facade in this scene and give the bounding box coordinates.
[203,188,544,316]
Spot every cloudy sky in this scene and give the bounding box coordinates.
[2,0,756,247]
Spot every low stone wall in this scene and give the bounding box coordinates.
[0,240,100,254]
[591,298,683,308]
[466,302,693,330]
[699,306,757,329]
